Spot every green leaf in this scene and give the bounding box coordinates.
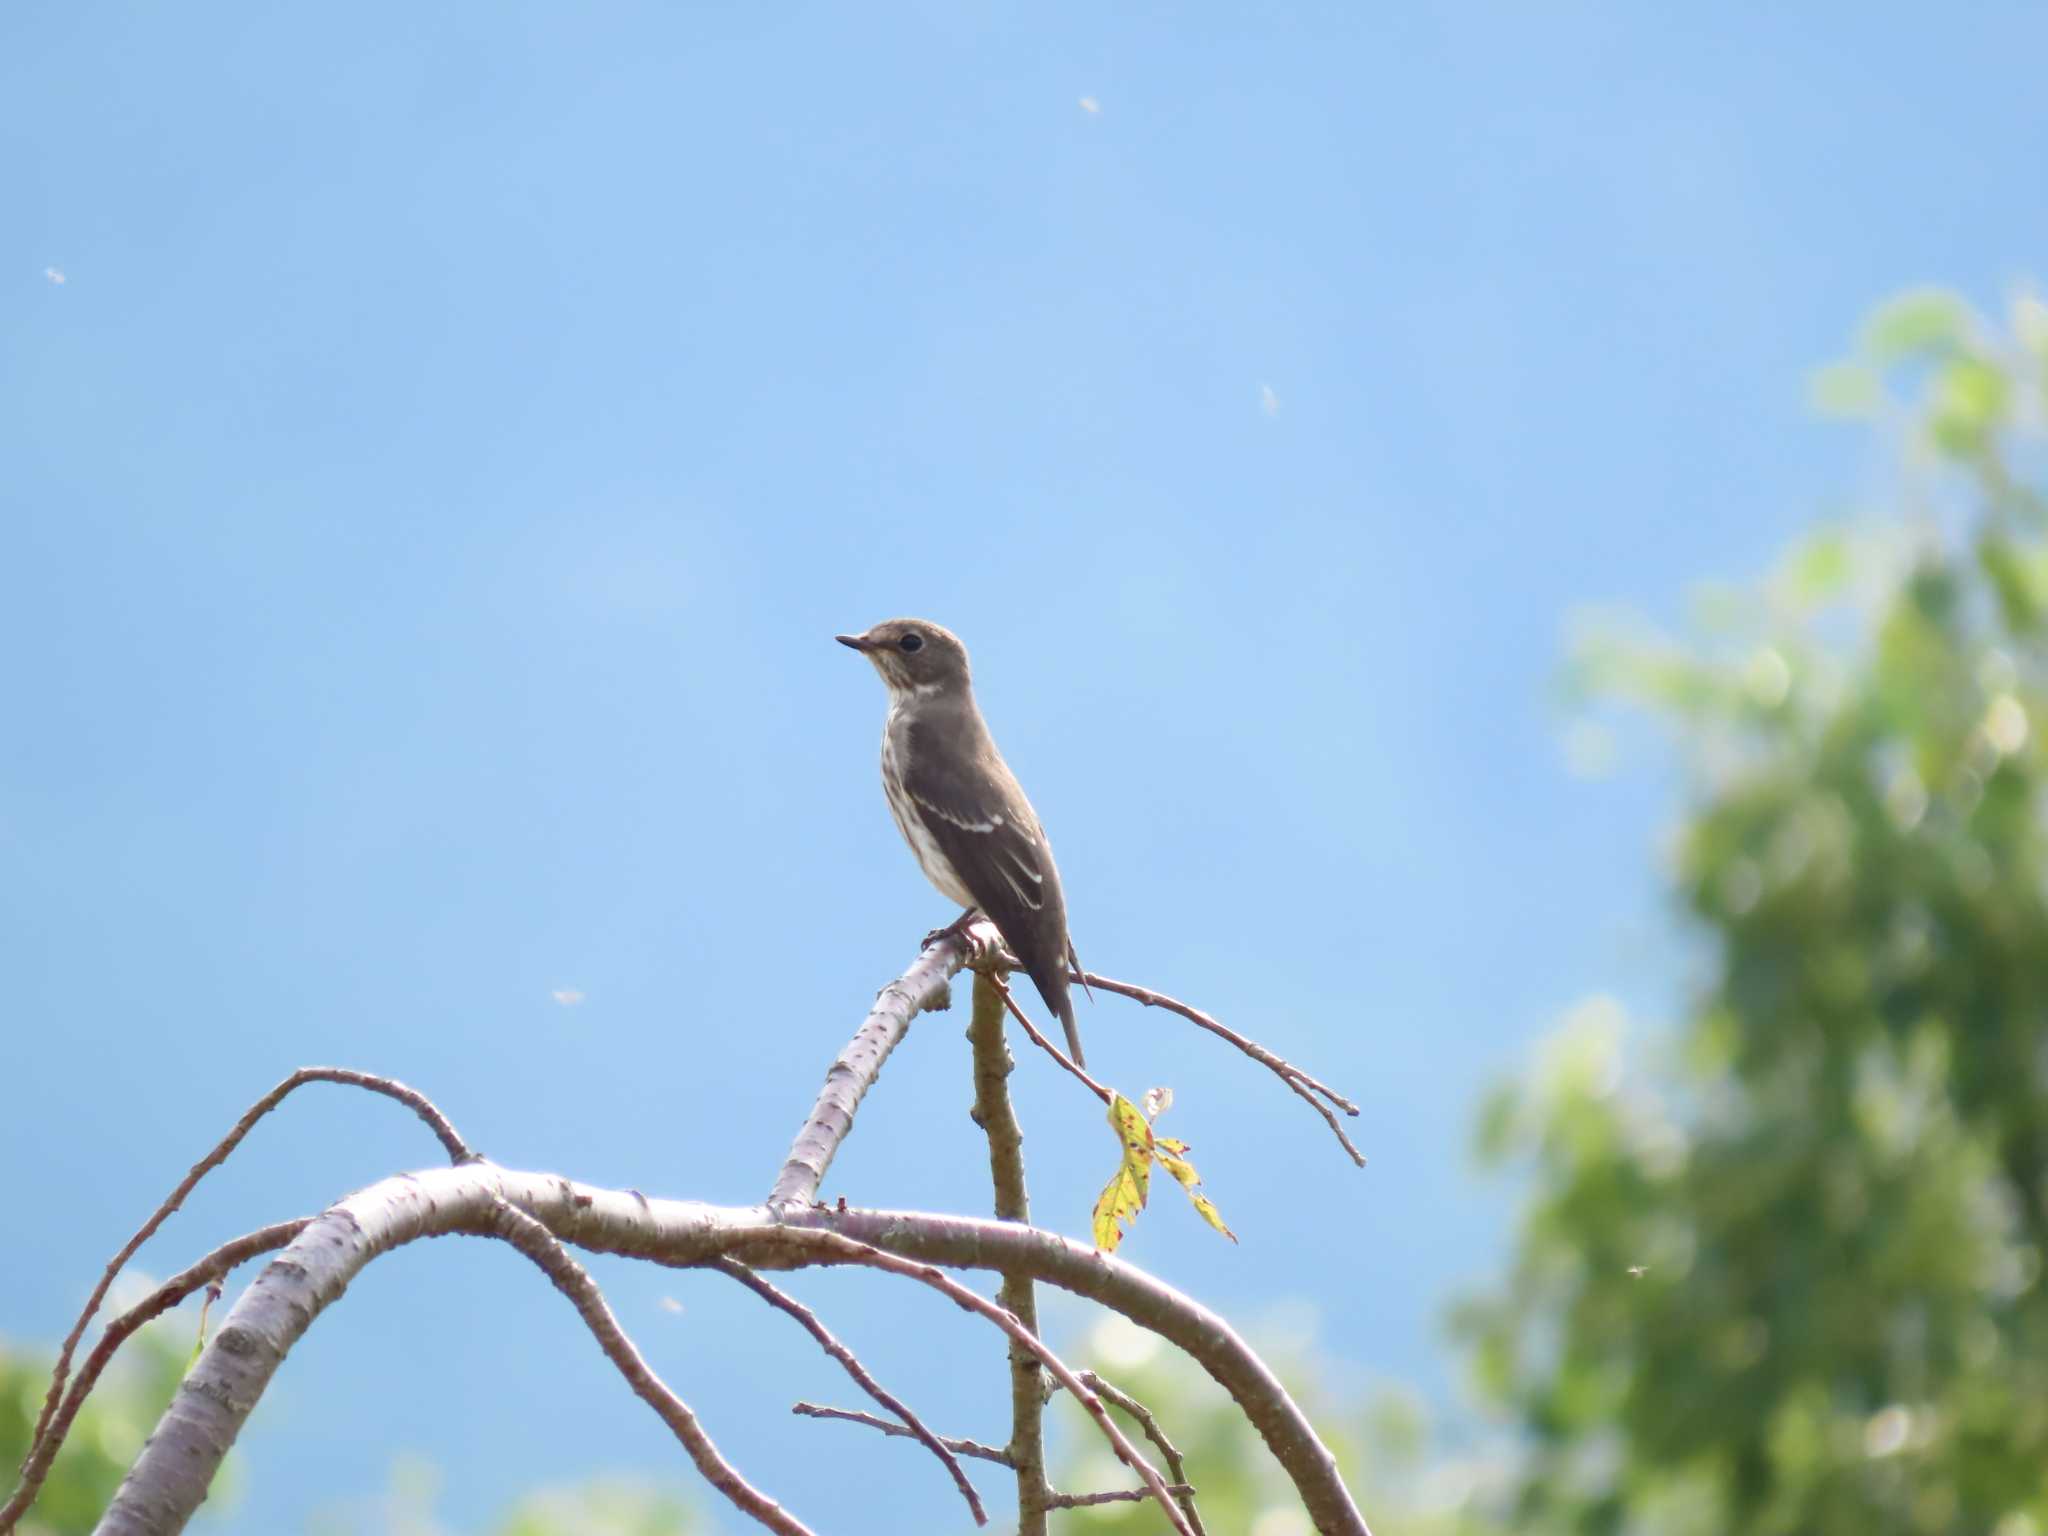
[1927,355,2009,458]
[1861,288,1970,363]
[1807,361,1881,418]
[1787,530,1853,603]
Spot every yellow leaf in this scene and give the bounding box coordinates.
[1155,1144,1238,1243]
[1092,1093,1154,1251]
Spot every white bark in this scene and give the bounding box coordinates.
[95,1164,1370,1536]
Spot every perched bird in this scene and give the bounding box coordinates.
[837,619,1088,1065]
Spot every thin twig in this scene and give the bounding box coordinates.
[732,1227,1196,1536]
[1047,1484,1199,1509]
[1080,1369,1210,1536]
[990,975,1111,1103]
[967,970,1052,1534]
[790,1404,1014,1466]
[711,1259,987,1525]
[1076,969,1367,1166]
[23,1067,472,1475]
[0,1221,308,1535]
[484,1200,813,1536]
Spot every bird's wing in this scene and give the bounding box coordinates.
[900,743,1059,919]
[901,715,1081,1059]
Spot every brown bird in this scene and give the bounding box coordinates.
[837,619,1087,1065]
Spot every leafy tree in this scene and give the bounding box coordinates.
[1458,289,2048,1535]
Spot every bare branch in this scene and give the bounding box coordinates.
[732,1227,1194,1536]
[1047,1484,1199,1509]
[790,1403,1013,1466]
[967,970,1051,1533]
[1080,1369,1209,1536]
[94,1167,1371,1536]
[25,1067,471,1477]
[990,974,1111,1103]
[711,1259,987,1525]
[481,1201,814,1536]
[0,1222,306,1534]
[768,922,1004,1209]
[1076,969,1367,1166]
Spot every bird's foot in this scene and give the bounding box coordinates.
[922,908,981,952]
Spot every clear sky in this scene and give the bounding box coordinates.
[7,4,2047,1531]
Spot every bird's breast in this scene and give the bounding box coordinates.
[880,713,975,908]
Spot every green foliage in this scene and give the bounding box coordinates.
[488,1476,696,1536]
[1464,290,2048,1535]
[2,1319,691,1535]
[0,1317,203,1534]
[1054,1314,1376,1536]
[308,1454,698,1536]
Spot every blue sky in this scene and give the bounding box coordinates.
[6,3,2047,1531]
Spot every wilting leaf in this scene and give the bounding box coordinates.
[1092,1092,1154,1251]
[1155,1139,1238,1242]
[1091,1091,1234,1249]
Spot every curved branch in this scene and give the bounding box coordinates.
[0,1222,307,1534]
[483,1201,813,1536]
[710,1259,986,1525]
[1076,969,1367,1166]
[25,1068,471,1476]
[92,1166,1370,1536]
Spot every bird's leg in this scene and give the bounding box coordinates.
[923,907,981,951]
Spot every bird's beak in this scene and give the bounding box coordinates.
[836,633,875,652]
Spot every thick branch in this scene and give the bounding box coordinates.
[94,1167,1368,1536]
[483,1201,813,1536]
[0,1222,307,1535]
[26,1067,471,1476]
[967,969,1051,1534]
[711,1259,986,1525]
[768,924,1002,1208]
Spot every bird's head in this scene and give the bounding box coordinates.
[836,618,972,696]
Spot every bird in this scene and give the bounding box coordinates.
[837,619,1088,1066]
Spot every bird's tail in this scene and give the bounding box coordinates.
[1057,996,1086,1069]
[1030,963,1086,1068]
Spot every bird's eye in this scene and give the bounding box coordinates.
[899,633,924,653]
